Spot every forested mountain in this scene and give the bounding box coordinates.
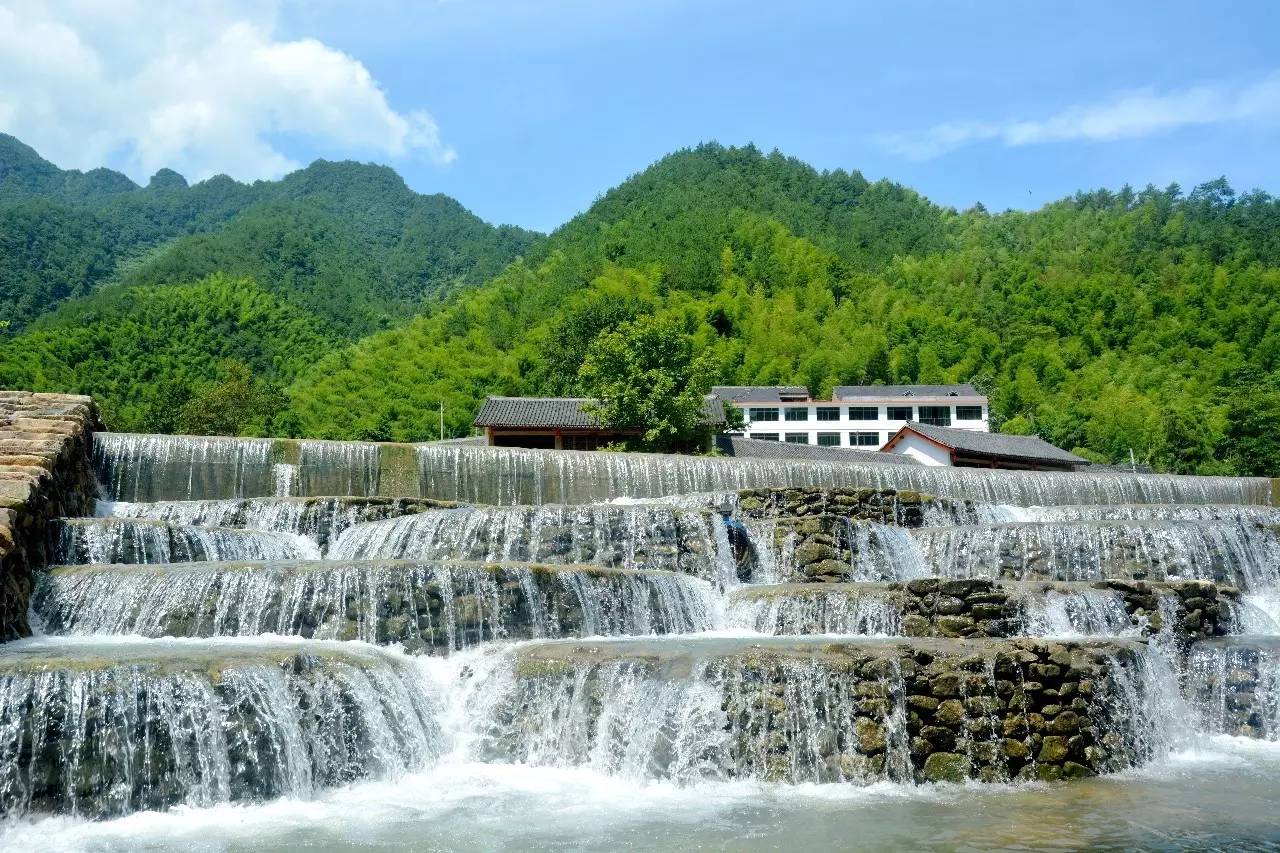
[288,145,1280,475]
[0,134,539,332]
[2,137,1278,475]
[0,275,331,431]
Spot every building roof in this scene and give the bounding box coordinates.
[835,384,983,400]
[887,422,1088,466]
[474,396,726,429]
[715,435,920,465]
[711,386,810,403]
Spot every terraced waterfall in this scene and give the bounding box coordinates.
[5,431,1280,850]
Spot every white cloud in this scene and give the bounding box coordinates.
[879,74,1280,160]
[0,1,455,183]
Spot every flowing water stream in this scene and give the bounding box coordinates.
[3,434,1279,849]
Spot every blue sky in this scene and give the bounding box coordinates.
[3,1,1278,232]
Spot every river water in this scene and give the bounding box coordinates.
[8,734,1278,852]
[3,435,1279,851]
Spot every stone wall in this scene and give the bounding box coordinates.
[35,560,714,653]
[897,578,1239,642]
[0,391,101,640]
[740,513,915,583]
[1185,637,1279,739]
[736,487,937,527]
[508,637,1162,783]
[727,579,1239,645]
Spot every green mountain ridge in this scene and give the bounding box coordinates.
[0,134,540,332]
[2,137,1278,475]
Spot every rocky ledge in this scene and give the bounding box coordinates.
[735,487,963,528]
[0,391,101,639]
[504,636,1165,784]
[727,578,1242,643]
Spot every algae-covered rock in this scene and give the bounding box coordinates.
[934,699,966,727]
[922,751,972,783]
[1038,735,1070,763]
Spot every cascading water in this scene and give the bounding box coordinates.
[328,503,722,579]
[1014,587,1137,637]
[94,434,276,502]
[97,497,444,551]
[1015,503,1280,525]
[295,440,381,497]
[725,585,904,635]
[33,560,719,651]
[1185,638,1280,739]
[12,428,1280,848]
[460,636,1178,784]
[415,444,1271,507]
[54,518,319,564]
[0,638,442,819]
[912,519,1280,586]
[740,517,927,583]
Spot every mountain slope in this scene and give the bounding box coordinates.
[0,274,334,432]
[287,146,1280,475]
[0,136,540,332]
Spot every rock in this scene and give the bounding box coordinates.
[1061,761,1095,779]
[902,614,932,637]
[907,695,940,712]
[1038,736,1070,763]
[1035,763,1064,782]
[1030,663,1061,679]
[1003,738,1029,759]
[934,699,966,726]
[930,672,963,697]
[1047,711,1081,735]
[936,616,977,637]
[854,717,887,754]
[922,752,972,783]
[933,595,966,615]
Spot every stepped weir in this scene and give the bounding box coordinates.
[2,412,1280,847]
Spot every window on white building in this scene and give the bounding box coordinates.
[918,406,951,427]
[848,406,878,420]
[816,407,840,421]
[753,432,779,441]
[850,431,879,447]
[886,406,913,421]
[816,432,840,446]
[784,407,809,421]
[785,433,809,444]
[956,405,983,420]
[748,407,779,421]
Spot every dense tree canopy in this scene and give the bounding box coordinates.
[578,315,718,452]
[0,275,332,432]
[0,134,538,333]
[2,138,1278,475]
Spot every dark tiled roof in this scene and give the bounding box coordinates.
[475,396,725,429]
[834,384,982,399]
[896,422,1087,465]
[711,386,810,403]
[715,435,920,466]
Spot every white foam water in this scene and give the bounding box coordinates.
[54,517,320,564]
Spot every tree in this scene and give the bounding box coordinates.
[177,361,286,436]
[578,314,718,452]
[1221,386,1280,477]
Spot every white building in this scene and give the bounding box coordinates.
[711,384,989,450]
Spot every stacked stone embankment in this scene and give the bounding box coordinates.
[511,636,1161,783]
[0,391,100,639]
[898,578,1238,640]
[736,486,956,527]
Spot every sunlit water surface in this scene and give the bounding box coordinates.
[6,737,1279,853]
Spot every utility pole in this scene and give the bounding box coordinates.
[439,401,445,441]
